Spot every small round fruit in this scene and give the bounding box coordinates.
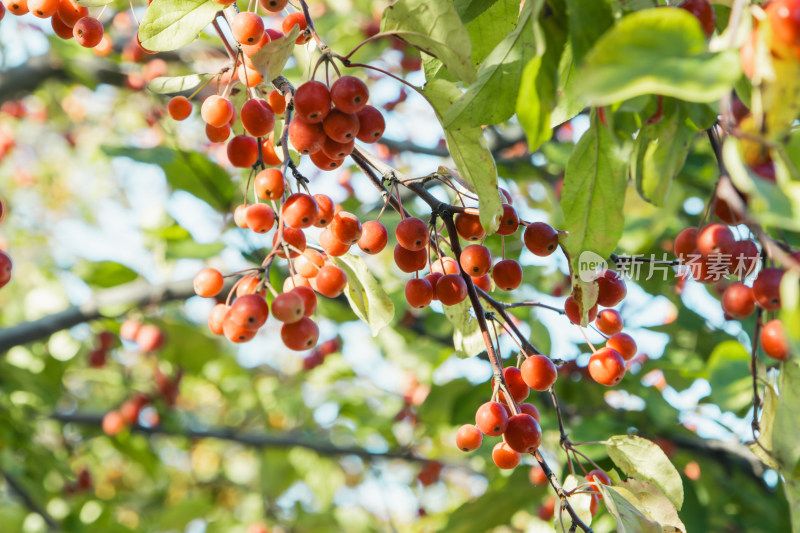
[696,223,735,257]
[315,265,348,298]
[241,98,275,137]
[492,259,522,291]
[136,324,166,352]
[288,117,325,154]
[679,0,715,38]
[564,295,598,325]
[58,0,88,26]
[28,0,58,17]
[282,193,319,229]
[587,469,612,497]
[259,0,287,12]
[454,212,485,241]
[223,315,258,343]
[394,244,428,273]
[753,267,784,310]
[492,442,521,469]
[245,203,275,233]
[524,222,559,256]
[313,194,335,227]
[227,135,259,168]
[281,11,309,44]
[167,96,192,121]
[529,465,547,485]
[358,220,388,254]
[255,168,285,201]
[674,227,698,261]
[396,217,429,251]
[472,275,491,292]
[208,303,229,335]
[0,250,12,288]
[321,136,354,159]
[721,283,755,319]
[281,316,319,351]
[431,256,459,275]
[519,402,540,421]
[330,211,363,245]
[322,109,360,143]
[520,354,558,391]
[496,204,519,236]
[596,269,626,307]
[606,332,637,361]
[455,424,483,452]
[73,17,104,48]
[588,347,626,386]
[228,294,269,330]
[320,229,351,257]
[504,414,542,453]
[596,309,623,335]
[293,81,331,123]
[295,249,325,278]
[761,319,789,360]
[355,105,385,143]
[206,123,231,143]
[293,286,317,316]
[475,401,509,436]
[273,227,307,258]
[271,291,305,323]
[120,319,141,342]
[330,75,369,114]
[731,239,760,277]
[231,12,264,45]
[460,244,492,277]
[405,278,434,309]
[102,411,125,436]
[501,366,530,403]
[436,273,468,305]
[193,268,224,297]
[202,95,235,128]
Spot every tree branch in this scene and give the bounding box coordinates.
[0,278,232,353]
[2,470,59,531]
[51,412,430,463]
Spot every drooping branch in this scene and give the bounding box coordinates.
[2,470,59,531]
[0,278,232,353]
[51,412,430,464]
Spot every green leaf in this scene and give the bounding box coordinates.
[598,484,664,533]
[423,79,502,233]
[329,254,395,336]
[75,261,138,288]
[138,0,221,53]
[517,57,551,151]
[165,240,225,259]
[466,0,518,66]
[705,340,753,413]
[250,25,301,83]
[771,359,800,474]
[619,479,686,532]
[550,43,584,126]
[605,434,684,510]
[577,8,741,105]
[148,74,208,95]
[444,0,543,127]
[564,0,613,64]
[631,100,695,206]
[723,137,800,231]
[560,116,627,259]
[442,298,485,358]
[381,0,476,84]
[103,146,236,212]
[751,383,780,470]
[561,475,594,527]
[454,0,500,24]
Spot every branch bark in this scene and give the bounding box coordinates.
[0,278,230,353]
[51,412,429,463]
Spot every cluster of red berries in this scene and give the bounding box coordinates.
[119,318,166,353]
[302,337,340,370]
[87,330,116,368]
[454,353,559,469]
[0,199,11,290]
[2,0,109,50]
[289,76,385,170]
[102,392,152,436]
[673,200,792,361]
[563,269,635,387]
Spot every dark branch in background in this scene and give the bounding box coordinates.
[51,412,431,464]
[0,278,233,353]
[2,470,59,531]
